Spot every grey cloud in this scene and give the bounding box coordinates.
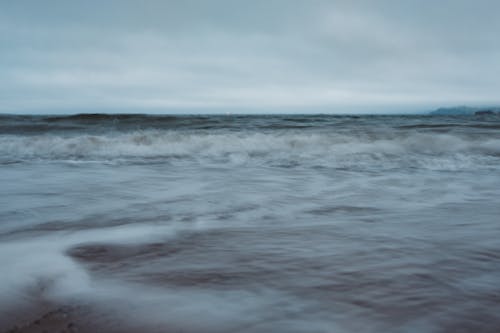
[1,0,500,113]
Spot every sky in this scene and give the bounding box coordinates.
[1,0,500,114]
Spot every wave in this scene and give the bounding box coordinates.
[1,130,499,170]
[398,123,500,130]
[0,114,228,134]
[3,114,500,136]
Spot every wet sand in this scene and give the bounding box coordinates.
[4,306,79,333]
[2,304,178,333]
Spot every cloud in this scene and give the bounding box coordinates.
[1,0,500,113]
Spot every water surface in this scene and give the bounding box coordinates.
[1,114,500,332]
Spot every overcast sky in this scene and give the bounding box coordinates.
[1,0,500,114]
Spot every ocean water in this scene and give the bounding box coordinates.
[1,114,500,332]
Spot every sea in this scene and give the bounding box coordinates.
[1,114,500,332]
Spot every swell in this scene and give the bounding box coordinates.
[3,114,500,135]
[398,123,500,130]
[0,114,222,134]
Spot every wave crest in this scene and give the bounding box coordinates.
[1,131,499,169]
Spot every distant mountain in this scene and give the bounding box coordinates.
[429,106,478,115]
[429,106,500,115]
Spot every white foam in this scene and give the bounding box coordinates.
[0,222,182,318]
[1,131,499,170]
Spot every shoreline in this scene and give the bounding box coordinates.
[3,304,80,333]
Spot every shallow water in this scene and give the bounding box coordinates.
[1,114,500,332]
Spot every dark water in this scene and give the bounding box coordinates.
[1,114,500,332]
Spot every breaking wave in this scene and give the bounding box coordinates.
[1,130,499,170]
